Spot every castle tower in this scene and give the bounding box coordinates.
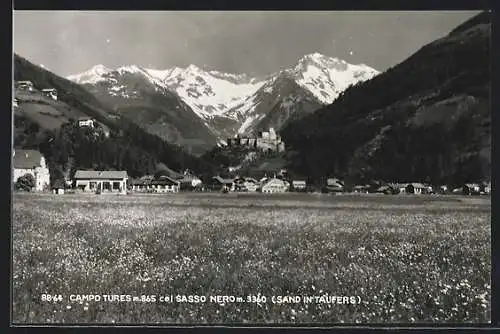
[269,127,276,140]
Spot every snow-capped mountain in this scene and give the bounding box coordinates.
[283,53,379,104]
[69,64,220,155]
[156,65,266,120]
[67,53,379,142]
[67,64,113,84]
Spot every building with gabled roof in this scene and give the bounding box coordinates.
[150,175,180,193]
[77,117,95,128]
[74,170,128,193]
[261,178,289,193]
[207,176,234,192]
[12,149,51,191]
[41,88,58,101]
[15,80,35,91]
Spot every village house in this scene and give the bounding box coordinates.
[243,178,259,192]
[15,80,35,92]
[398,183,427,195]
[41,88,58,101]
[13,149,51,191]
[261,178,289,193]
[291,180,307,192]
[352,185,370,194]
[483,181,491,195]
[232,177,246,191]
[78,117,95,128]
[441,185,449,194]
[373,185,393,194]
[177,172,202,191]
[130,175,154,192]
[231,177,259,192]
[207,176,234,192]
[74,170,128,194]
[325,178,344,193]
[150,175,180,193]
[463,183,481,195]
[13,97,19,108]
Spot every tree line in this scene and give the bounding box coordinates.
[15,116,219,187]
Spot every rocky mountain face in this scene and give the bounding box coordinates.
[67,65,219,155]
[68,53,379,145]
[280,11,491,186]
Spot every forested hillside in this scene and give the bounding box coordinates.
[281,11,491,187]
[13,54,219,184]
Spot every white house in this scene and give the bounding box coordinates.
[292,180,307,191]
[261,178,289,193]
[244,178,259,192]
[179,174,203,189]
[12,149,51,191]
[326,178,344,192]
[41,88,58,101]
[464,183,481,195]
[15,80,35,91]
[398,183,427,195]
[78,117,95,128]
[74,170,128,194]
[484,181,491,194]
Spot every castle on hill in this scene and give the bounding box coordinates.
[226,127,285,153]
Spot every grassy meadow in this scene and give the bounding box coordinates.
[12,192,491,324]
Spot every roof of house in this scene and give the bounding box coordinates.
[16,80,33,85]
[376,185,390,191]
[353,185,370,189]
[78,116,94,121]
[74,170,128,179]
[397,183,426,188]
[13,149,44,169]
[151,176,179,185]
[327,178,344,186]
[213,176,234,184]
[179,174,201,182]
[262,178,287,187]
[465,183,481,188]
[130,176,154,185]
[41,88,57,92]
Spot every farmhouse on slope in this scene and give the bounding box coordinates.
[12,149,51,191]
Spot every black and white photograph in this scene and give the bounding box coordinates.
[12,10,491,324]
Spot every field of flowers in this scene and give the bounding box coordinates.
[12,192,490,324]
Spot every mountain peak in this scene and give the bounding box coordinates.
[186,64,201,71]
[302,52,327,60]
[118,65,144,74]
[92,64,111,73]
[283,53,380,104]
[67,64,112,84]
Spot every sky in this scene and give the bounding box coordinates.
[13,11,481,77]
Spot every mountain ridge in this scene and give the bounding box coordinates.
[67,53,379,140]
